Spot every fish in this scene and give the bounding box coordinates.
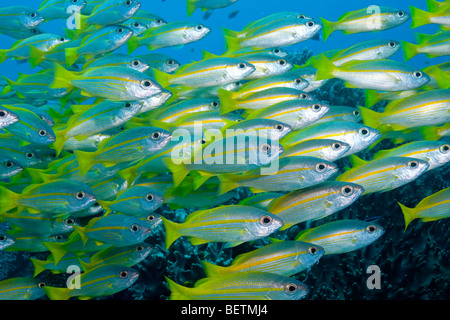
[280,121,381,157]
[148,98,220,123]
[314,106,361,124]
[0,156,23,179]
[98,185,164,215]
[161,205,283,249]
[202,241,324,277]
[0,106,19,129]
[358,89,450,133]
[51,64,163,101]
[165,271,309,300]
[373,140,450,171]
[30,251,93,277]
[73,126,171,175]
[336,155,429,195]
[267,181,364,230]
[238,192,284,210]
[187,0,239,17]
[398,187,450,230]
[294,219,385,255]
[0,6,45,31]
[320,7,410,40]
[74,214,155,246]
[402,31,450,61]
[5,233,67,252]
[410,4,450,28]
[312,55,431,91]
[38,0,87,21]
[0,179,97,215]
[244,99,329,130]
[43,264,139,300]
[152,56,256,89]
[224,17,322,50]
[139,53,180,73]
[217,156,338,195]
[82,53,151,72]
[223,118,293,141]
[0,277,46,300]
[127,21,210,52]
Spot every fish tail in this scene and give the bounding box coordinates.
[51,63,76,90]
[74,150,96,176]
[73,225,89,244]
[397,202,416,231]
[127,35,140,54]
[224,34,241,52]
[118,165,139,187]
[357,106,383,131]
[320,17,336,41]
[364,90,382,108]
[428,65,450,89]
[217,174,239,195]
[201,260,227,278]
[0,49,7,64]
[420,126,440,140]
[164,276,190,300]
[42,241,67,265]
[0,76,13,95]
[186,0,198,17]
[30,258,47,278]
[192,171,213,190]
[0,185,19,214]
[52,126,73,157]
[312,54,338,81]
[152,68,172,88]
[42,286,72,300]
[163,158,189,187]
[426,0,440,12]
[24,168,56,184]
[64,47,80,67]
[222,27,241,39]
[161,217,182,250]
[28,46,45,68]
[218,88,238,114]
[402,41,419,61]
[410,6,431,28]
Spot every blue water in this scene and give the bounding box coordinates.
[0,0,447,81]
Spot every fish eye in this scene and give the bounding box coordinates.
[124,0,132,6]
[260,215,273,226]
[167,59,175,65]
[275,124,284,131]
[125,102,132,108]
[147,214,155,221]
[278,59,286,65]
[200,139,206,144]
[388,41,397,48]
[0,235,6,242]
[54,235,64,240]
[30,12,37,18]
[312,104,321,111]
[75,191,86,200]
[136,245,144,252]
[316,162,327,172]
[273,48,280,53]
[145,193,154,201]
[120,271,129,278]
[65,218,75,225]
[408,160,418,168]
[397,10,405,17]
[151,131,161,140]
[117,27,124,33]
[195,25,203,31]
[26,152,34,159]
[156,19,163,24]
[341,185,354,196]
[294,78,302,85]
[308,246,318,254]
[332,142,342,150]
[59,37,66,42]
[5,161,14,168]
[38,282,45,288]
[131,59,141,67]
[260,143,271,153]
[413,71,423,78]
[141,80,153,88]
[367,225,377,233]
[285,283,298,293]
[211,101,219,108]
[72,0,78,3]
[0,110,6,117]
[38,129,47,136]
[353,110,360,116]
[31,29,39,34]
[237,63,246,69]
[298,14,306,19]
[439,144,450,153]
[359,128,369,136]
[133,22,140,28]
[300,93,308,99]
[306,21,315,27]
[130,224,140,232]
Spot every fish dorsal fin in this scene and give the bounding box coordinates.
[348,155,368,167]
